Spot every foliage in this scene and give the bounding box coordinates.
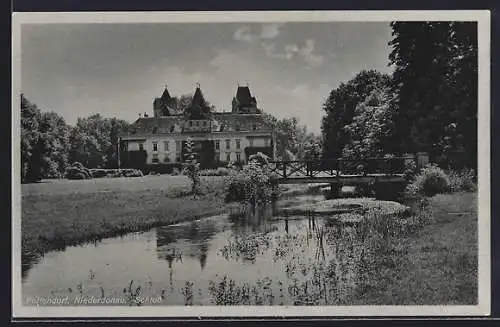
[21,94,71,182]
[406,164,451,197]
[321,70,392,160]
[199,167,232,176]
[69,114,130,169]
[263,114,320,161]
[225,152,279,210]
[448,168,476,192]
[182,137,201,195]
[302,137,323,162]
[65,162,92,180]
[342,88,396,162]
[389,22,477,168]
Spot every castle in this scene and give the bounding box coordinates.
[119,84,276,170]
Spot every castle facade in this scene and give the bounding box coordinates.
[119,84,276,170]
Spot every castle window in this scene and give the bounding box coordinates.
[215,140,220,150]
[235,124,240,131]
[203,121,207,127]
[139,143,144,151]
[225,139,231,150]
[164,141,169,151]
[236,139,241,149]
[220,124,225,131]
[152,127,158,134]
[226,153,231,162]
[176,141,182,152]
[152,153,159,163]
[196,121,200,127]
[249,138,254,147]
[252,124,257,130]
[153,142,158,152]
[236,153,241,162]
[189,121,193,127]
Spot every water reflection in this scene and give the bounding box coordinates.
[156,218,218,270]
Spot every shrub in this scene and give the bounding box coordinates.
[225,153,279,210]
[90,169,107,178]
[199,167,232,176]
[448,169,476,192]
[65,165,92,180]
[406,164,450,197]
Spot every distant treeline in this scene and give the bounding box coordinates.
[21,94,131,183]
[321,21,477,170]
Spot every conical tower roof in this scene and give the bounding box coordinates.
[160,85,172,102]
[191,86,208,109]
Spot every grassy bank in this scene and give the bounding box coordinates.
[352,192,477,304]
[21,176,231,260]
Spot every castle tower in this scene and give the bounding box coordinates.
[232,85,259,114]
[153,84,176,117]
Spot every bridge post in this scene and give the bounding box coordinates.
[328,182,342,199]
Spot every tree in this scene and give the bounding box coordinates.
[21,94,41,182]
[69,114,130,168]
[342,87,397,161]
[321,70,391,160]
[389,21,477,168]
[21,94,71,182]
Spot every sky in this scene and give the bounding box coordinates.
[21,22,394,134]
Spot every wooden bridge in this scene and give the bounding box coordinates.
[268,156,417,185]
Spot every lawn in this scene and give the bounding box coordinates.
[21,175,231,259]
[352,192,478,305]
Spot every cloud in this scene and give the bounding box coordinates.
[233,25,257,42]
[260,23,285,39]
[298,39,324,67]
[262,39,324,68]
[262,42,294,60]
[233,23,285,43]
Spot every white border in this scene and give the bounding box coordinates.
[12,10,491,318]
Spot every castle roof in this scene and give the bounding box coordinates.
[121,112,273,137]
[235,86,257,107]
[160,86,172,103]
[190,87,209,110]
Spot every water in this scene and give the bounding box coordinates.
[22,212,360,306]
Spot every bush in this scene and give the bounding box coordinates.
[225,154,279,209]
[65,164,92,180]
[406,164,450,197]
[90,169,107,178]
[199,167,232,176]
[448,169,476,192]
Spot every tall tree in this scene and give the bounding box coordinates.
[69,114,130,168]
[389,21,477,168]
[20,94,71,182]
[321,70,391,160]
[21,94,41,182]
[342,87,397,161]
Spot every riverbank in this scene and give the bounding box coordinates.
[351,191,478,304]
[21,176,232,261]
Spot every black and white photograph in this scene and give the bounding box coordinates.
[11,11,490,318]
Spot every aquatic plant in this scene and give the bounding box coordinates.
[181,281,194,306]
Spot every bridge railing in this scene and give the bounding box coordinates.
[268,156,417,178]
